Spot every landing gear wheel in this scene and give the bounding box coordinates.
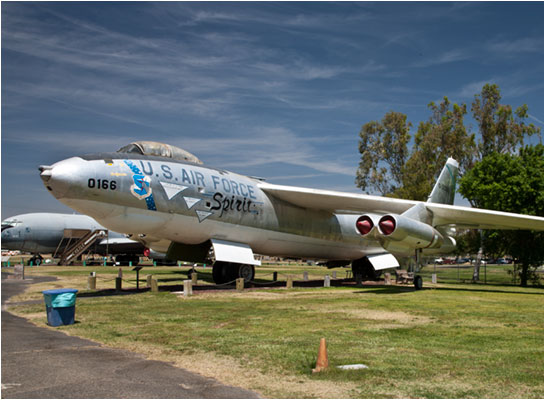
[212,262,255,284]
[352,257,381,281]
[29,255,43,266]
[237,264,255,283]
[212,262,231,284]
[414,275,423,290]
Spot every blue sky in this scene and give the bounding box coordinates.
[2,1,543,218]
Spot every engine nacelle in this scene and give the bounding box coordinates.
[422,235,457,255]
[377,214,444,250]
[354,214,383,237]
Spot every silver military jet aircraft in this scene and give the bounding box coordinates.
[1,212,146,265]
[38,141,544,287]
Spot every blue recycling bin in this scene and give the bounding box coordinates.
[42,289,78,326]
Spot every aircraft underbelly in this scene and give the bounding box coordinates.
[63,199,382,261]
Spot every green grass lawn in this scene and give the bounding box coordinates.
[4,264,544,398]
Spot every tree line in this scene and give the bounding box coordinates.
[356,83,543,286]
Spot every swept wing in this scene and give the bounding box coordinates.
[258,182,543,231]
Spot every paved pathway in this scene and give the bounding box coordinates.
[1,274,260,398]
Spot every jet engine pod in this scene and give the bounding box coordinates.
[377,214,444,249]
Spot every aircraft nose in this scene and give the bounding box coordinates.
[39,157,87,198]
[0,227,18,249]
[39,165,53,183]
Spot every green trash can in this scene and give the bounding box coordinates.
[42,289,78,326]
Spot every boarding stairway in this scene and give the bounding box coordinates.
[57,229,108,265]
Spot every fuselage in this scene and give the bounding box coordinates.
[1,212,141,255]
[40,152,385,261]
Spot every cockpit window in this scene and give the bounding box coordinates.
[117,143,143,154]
[1,219,22,231]
[117,141,203,164]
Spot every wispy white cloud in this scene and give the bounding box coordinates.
[2,2,543,217]
[410,49,472,68]
[266,173,333,181]
[528,114,544,125]
[2,125,357,178]
[2,130,135,153]
[488,37,543,55]
[181,127,357,176]
[3,4,370,123]
[456,79,495,99]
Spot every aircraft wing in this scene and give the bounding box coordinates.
[258,182,544,231]
[258,182,418,214]
[424,203,544,230]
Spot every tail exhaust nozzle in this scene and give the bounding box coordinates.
[356,215,374,236]
[379,215,396,235]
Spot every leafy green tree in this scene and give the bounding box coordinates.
[458,145,544,286]
[395,97,475,200]
[355,111,411,195]
[356,84,539,202]
[472,84,540,160]
[454,230,481,257]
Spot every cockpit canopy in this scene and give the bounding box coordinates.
[1,217,22,232]
[117,141,203,164]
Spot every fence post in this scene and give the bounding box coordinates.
[384,272,391,285]
[88,273,96,290]
[115,277,122,292]
[183,280,193,297]
[286,275,293,289]
[236,278,244,292]
[273,272,278,282]
[14,264,24,280]
[150,278,158,292]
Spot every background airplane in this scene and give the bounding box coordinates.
[1,213,148,265]
[38,141,544,288]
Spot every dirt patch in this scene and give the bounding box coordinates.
[307,303,433,325]
[118,342,359,398]
[342,309,432,324]
[184,290,288,301]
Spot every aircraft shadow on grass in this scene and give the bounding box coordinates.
[358,285,543,296]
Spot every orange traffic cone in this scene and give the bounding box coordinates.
[312,338,329,373]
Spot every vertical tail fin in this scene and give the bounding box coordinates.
[426,158,459,205]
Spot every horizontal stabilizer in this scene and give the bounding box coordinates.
[426,203,544,231]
